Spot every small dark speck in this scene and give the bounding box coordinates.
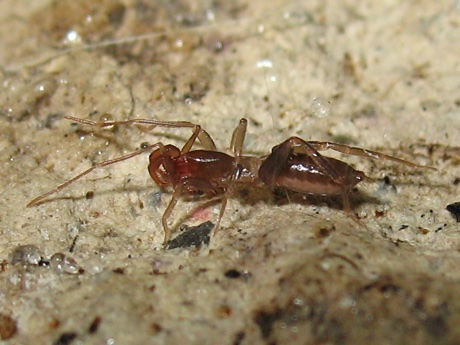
[85,191,94,200]
[435,224,447,233]
[446,202,460,222]
[316,227,333,238]
[166,221,214,249]
[0,260,7,272]
[224,269,241,279]
[453,178,460,185]
[375,210,385,218]
[38,259,50,266]
[88,316,101,334]
[239,188,250,198]
[112,267,125,274]
[399,225,409,230]
[380,176,397,192]
[69,235,78,253]
[234,331,246,345]
[44,114,60,128]
[254,309,282,339]
[53,332,77,345]
[151,323,163,334]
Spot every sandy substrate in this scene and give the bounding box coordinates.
[0,1,459,344]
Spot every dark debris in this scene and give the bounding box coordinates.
[254,309,282,339]
[224,269,242,279]
[233,331,246,345]
[380,175,397,192]
[88,316,101,334]
[53,332,77,345]
[166,221,214,249]
[0,313,17,340]
[446,202,460,222]
[112,267,125,275]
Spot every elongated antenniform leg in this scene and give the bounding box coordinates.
[27,143,164,207]
[64,115,218,151]
[28,116,218,208]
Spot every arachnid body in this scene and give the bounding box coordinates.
[27,117,435,245]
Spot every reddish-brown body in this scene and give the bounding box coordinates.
[149,146,238,192]
[259,137,366,196]
[261,154,365,196]
[27,116,435,246]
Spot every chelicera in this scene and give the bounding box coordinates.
[27,116,435,245]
